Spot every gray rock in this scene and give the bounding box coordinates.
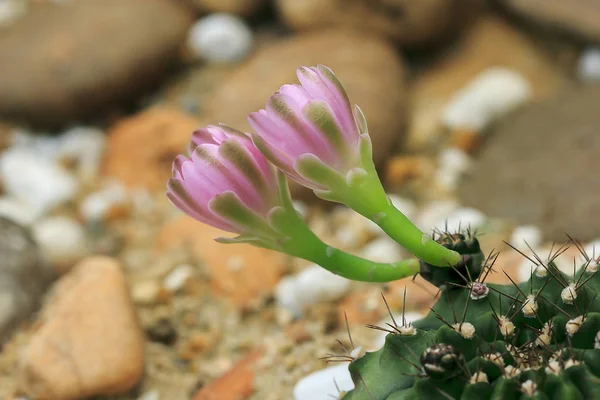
[0,217,50,343]
[0,0,192,129]
[458,85,600,242]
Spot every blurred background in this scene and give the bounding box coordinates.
[0,0,599,399]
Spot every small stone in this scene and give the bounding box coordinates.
[193,350,263,400]
[138,391,160,400]
[56,126,106,183]
[0,217,48,344]
[163,264,194,293]
[510,225,543,251]
[79,180,129,222]
[18,256,145,399]
[441,68,531,132]
[146,318,178,345]
[32,216,89,274]
[131,280,161,306]
[0,0,192,128]
[275,265,351,317]
[1,147,77,216]
[432,207,486,233]
[407,16,568,151]
[0,0,26,27]
[188,14,253,63]
[416,200,459,232]
[156,217,285,307]
[293,363,354,400]
[360,237,405,263]
[578,48,600,82]
[450,129,480,154]
[0,196,38,226]
[384,156,433,187]
[102,107,202,191]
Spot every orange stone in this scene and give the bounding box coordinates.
[156,216,287,308]
[193,350,263,400]
[384,156,433,187]
[102,106,202,191]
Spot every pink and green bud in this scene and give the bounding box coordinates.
[167,124,290,243]
[248,65,376,194]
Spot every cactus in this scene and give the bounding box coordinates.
[342,233,600,400]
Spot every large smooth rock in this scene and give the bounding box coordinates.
[503,0,600,42]
[18,256,145,399]
[458,85,600,242]
[204,29,407,169]
[407,16,570,151]
[275,0,484,47]
[0,0,192,128]
[0,217,49,344]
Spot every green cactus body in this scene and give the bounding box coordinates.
[343,234,600,400]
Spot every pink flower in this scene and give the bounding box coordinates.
[167,124,284,239]
[248,65,371,191]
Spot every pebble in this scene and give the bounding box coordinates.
[442,68,532,132]
[360,237,405,263]
[0,217,48,344]
[188,13,253,63]
[102,107,201,191]
[510,225,543,251]
[32,215,89,274]
[131,280,162,306]
[0,0,26,26]
[275,265,352,317]
[407,16,568,151]
[138,391,160,400]
[79,180,128,222]
[18,256,145,399]
[0,0,192,128]
[293,363,354,400]
[416,200,459,233]
[163,264,194,293]
[56,126,106,182]
[0,147,78,217]
[577,48,600,82]
[146,318,178,345]
[433,207,486,233]
[435,147,472,192]
[0,196,38,226]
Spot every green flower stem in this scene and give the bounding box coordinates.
[280,233,421,283]
[333,176,461,268]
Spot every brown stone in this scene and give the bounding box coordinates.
[204,29,407,173]
[504,0,600,42]
[275,0,484,47]
[156,216,287,308]
[18,257,144,399]
[102,107,201,191]
[407,16,570,151]
[0,0,192,128]
[189,0,266,16]
[193,350,263,400]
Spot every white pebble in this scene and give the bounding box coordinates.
[293,363,354,400]
[32,216,88,271]
[79,180,127,222]
[188,13,253,63]
[131,280,161,306]
[438,148,472,175]
[510,225,542,251]
[0,0,26,26]
[137,391,160,400]
[163,264,194,292]
[578,48,600,81]
[433,207,486,233]
[0,196,39,225]
[0,148,77,216]
[360,237,404,263]
[57,126,106,182]
[442,67,532,132]
[275,265,351,317]
[416,200,458,232]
